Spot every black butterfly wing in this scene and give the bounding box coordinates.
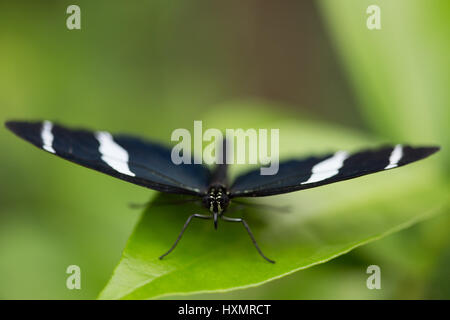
[230,145,440,197]
[5,120,211,196]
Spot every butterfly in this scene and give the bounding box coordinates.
[5,120,440,263]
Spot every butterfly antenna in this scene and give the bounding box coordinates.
[128,201,151,209]
[231,200,291,214]
[128,198,201,209]
[221,215,275,263]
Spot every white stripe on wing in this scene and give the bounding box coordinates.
[301,151,349,184]
[95,131,135,176]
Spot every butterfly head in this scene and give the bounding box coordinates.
[203,186,230,229]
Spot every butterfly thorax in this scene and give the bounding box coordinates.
[203,186,229,214]
[203,185,229,229]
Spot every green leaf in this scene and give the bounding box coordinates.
[99,104,446,300]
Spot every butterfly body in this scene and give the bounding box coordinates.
[203,185,230,229]
[5,120,440,263]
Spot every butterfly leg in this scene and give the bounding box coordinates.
[220,215,275,264]
[159,213,211,260]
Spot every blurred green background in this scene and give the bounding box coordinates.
[0,0,448,299]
